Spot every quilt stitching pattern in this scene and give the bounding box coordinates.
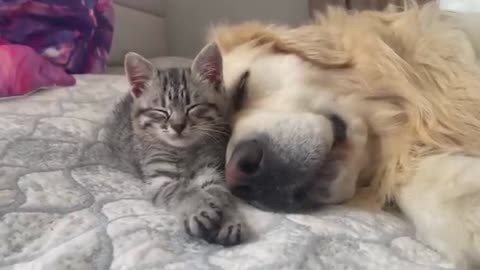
[0,75,453,270]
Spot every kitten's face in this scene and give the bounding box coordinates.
[125,45,227,147]
[135,69,225,147]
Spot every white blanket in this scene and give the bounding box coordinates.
[0,75,453,270]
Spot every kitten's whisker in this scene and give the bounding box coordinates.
[194,127,229,137]
[195,129,223,140]
[194,125,230,134]
[197,131,222,144]
[195,126,228,140]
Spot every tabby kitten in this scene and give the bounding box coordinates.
[104,44,246,246]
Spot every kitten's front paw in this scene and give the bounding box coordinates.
[183,201,247,246]
[183,202,223,241]
[215,214,246,246]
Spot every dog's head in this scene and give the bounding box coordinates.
[196,3,477,212]
[190,21,373,212]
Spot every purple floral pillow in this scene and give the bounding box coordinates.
[0,44,75,98]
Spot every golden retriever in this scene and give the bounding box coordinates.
[192,2,480,268]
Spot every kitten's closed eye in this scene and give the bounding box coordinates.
[187,104,217,121]
[144,109,169,122]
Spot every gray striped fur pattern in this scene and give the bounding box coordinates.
[104,46,247,246]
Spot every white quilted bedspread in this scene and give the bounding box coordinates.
[0,75,453,270]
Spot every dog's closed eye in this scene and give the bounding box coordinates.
[232,71,250,112]
[329,114,347,144]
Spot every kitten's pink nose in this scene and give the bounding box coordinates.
[171,122,186,134]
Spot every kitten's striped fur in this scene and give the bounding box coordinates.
[105,48,246,246]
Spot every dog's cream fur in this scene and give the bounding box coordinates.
[208,2,480,268]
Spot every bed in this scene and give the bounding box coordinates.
[2,0,472,268]
[0,75,454,270]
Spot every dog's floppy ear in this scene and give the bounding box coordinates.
[191,43,223,90]
[211,22,351,68]
[124,52,155,98]
[274,25,351,68]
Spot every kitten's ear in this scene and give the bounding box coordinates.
[124,52,155,98]
[191,43,223,89]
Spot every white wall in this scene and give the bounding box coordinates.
[439,0,480,12]
[438,0,480,59]
[166,0,309,58]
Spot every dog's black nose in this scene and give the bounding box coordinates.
[225,140,263,199]
[235,140,264,175]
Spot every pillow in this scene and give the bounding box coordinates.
[0,45,75,98]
